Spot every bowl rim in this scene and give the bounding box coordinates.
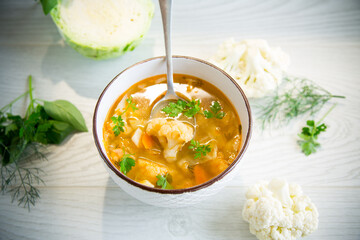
[93,55,252,194]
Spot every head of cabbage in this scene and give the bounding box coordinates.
[50,0,154,59]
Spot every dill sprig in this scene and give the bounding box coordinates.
[255,77,345,128]
[1,149,46,209]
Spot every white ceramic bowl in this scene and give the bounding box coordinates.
[93,56,252,207]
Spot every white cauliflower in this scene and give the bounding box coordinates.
[210,38,290,98]
[146,118,194,161]
[242,178,319,240]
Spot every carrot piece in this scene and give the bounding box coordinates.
[193,165,208,185]
[142,133,153,149]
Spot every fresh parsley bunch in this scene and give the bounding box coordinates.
[0,76,87,210]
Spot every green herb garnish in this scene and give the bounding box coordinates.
[161,99,201,118]
[118,149,135,175]
[188,140,211,159]
[0,75,87,210]
[111,115,125,136]
[156,173,173,189]
[256,77,345,128]
[204,101,225,119]
[298,104,336,156]
[111,96,138,136]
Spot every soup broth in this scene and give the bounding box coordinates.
[103,74,242,189]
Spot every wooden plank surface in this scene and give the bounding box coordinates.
[0,0,359,239]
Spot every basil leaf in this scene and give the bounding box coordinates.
[44,100,88,132]
[40,0,58,15]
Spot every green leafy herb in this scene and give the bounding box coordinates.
[126,97,138,112]
[111,115,125,136]
[161,100,186,117]
[0,75,87,210]
[183,100,201,118]
[204,101,225,119]
[44,100,88,132]
[161,99,201,118]
[39,0,58,15]
[111,96,137,136]
[188,140,211,159]
[298,104,336,156]
[156,173,173,189]
[256,77,345,128]
[118,150,135,175]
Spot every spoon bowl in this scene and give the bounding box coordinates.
[150,0,196,128]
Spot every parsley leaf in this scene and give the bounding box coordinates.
[298,104,336,156]
[126,96,139,111]
[188,140,211,159]
[156,173,173,189]
[111,96,137,136]
[203,110,213,118]
[111,115,125,136]
[183,100,201,118]
[162,100,185,117]
[161,99,201,118]
[118,151,135,175]
[204,101,225,119]
[298,121,327,156]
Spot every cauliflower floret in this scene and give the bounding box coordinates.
[146,118,194,161]
[210,38,290,98]
[242,178,318,240]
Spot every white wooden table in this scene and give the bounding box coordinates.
[0,0,359,239]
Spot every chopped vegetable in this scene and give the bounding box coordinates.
[142,133,153,149]
[162,99,201,118]
[188,140,211,159]
[193,165,208,185]
[131,128,143,147]
[146,118,194,161]
[256,77,345,128]
[48,0,154,59]
[118,149,135,175]
[0,75,87,210]
[156,173,173,189]
[298,104,336,156]
[111,96,137,136]
[204,101,225,119]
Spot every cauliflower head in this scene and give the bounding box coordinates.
[210,38,290,98]
[242,178,319,240]
[146,118,194,161]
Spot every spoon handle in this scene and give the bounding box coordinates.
[159,0,176,98]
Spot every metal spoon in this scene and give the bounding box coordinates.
[151,0,196,127]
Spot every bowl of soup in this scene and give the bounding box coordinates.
[93,56,252,207]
